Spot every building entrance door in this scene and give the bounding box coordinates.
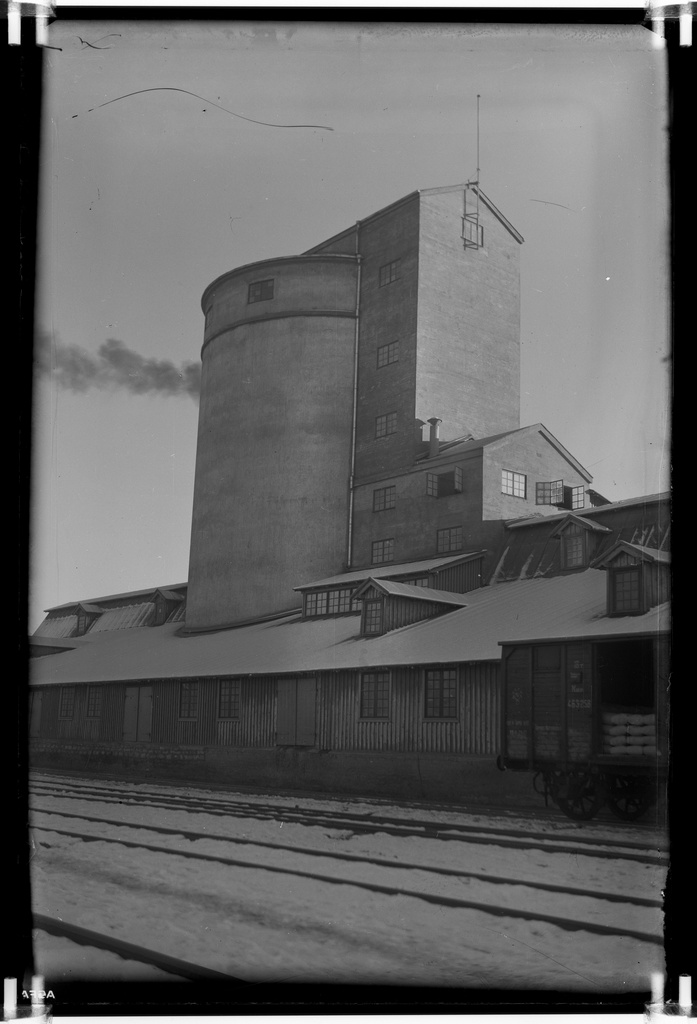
[276,677,316,746]
[123,686,153,741]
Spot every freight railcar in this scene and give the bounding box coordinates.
[498,633,669,820]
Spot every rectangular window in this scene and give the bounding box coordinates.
[427,467,463,498]
[611,568,642,614]
[326,589,353,614]
[218,678,241,719]
[371,538,394,564]
[360,672,390,717]
[378,259,401,287]
[86,686,102,718]
[375,412,397,438]
[569,485,585,510]
[305,589,358,616]
[463,218,484,248]
[305,591,328,616]
[561,524,586,568]
[373,485,396,512]
[179,681,199,719]
[377,341,399,368]
[502,470,526,498]
[425,669,458,719]
[437,526,463,553]
[247,279,274,304]
[362,600,384,635]
[401,577,429,587]
[536,480,564,505]
[59,686,75,719]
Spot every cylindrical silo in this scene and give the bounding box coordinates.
[185,254,360,630]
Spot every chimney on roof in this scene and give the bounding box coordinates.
[428,417,442,459]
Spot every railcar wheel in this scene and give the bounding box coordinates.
[606,775,653,821]
[556,773,603,821]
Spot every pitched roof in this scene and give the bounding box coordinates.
[30,570,668,687]
[591,541,671,568]
[353,578,471,606]
[294,552,484,591]
[45,583,188,614]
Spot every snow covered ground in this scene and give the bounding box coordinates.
[29,777,667,992]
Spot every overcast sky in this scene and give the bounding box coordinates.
[30,18,670,631]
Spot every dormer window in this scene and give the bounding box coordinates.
[609,566,643,615]
[152,589,185,626]
[362,599,384,635]
[592,541,670,617]
[74,604,102,636]
[304,588,360,617]
[553,514,611,571]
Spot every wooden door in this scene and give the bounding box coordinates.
[123,686,153,742]
[276,678,316,746]
[30,691,43,738]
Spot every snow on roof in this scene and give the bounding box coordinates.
[46,583,187,613]
[30,570,668,687]
[355,578,471,607]
[295,553,483,591]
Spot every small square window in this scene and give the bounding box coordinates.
[362,600,384,635]
[502,470,526,498]
[371,538,394,564]
[373,485,396,512]
[247,279,274,304]
[425,669,458,718]
[536,480,564,505]
[219,678,241,719]
[378,260,401,287]
[360,672,390,717]
[377,341,399,368]
[436,526,463,553]
[59,686,75,719]
[375,412,397,438]
[86,686,102,718]
[179,681,199,719]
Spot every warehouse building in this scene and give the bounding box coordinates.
[29,184,670,809]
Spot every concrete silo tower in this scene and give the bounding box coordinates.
[185,254,360,631]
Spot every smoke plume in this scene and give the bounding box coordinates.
[35,333,201,401]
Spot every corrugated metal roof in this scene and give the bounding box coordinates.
[295,553,483,590]
[507,492,670,529]
[46,583,188,613]
[30,570,668,687]
[89,603,156,632]
[355,578,471,606]
[32,614,78,639]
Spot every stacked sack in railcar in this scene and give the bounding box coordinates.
[602,708,656,756]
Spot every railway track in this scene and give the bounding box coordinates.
[29,774,667,863]
[33,914,247,983]
[30,804,664,948]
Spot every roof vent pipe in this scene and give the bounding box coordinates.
[428,418,442,458]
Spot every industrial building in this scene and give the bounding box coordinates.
[29,183,670,812]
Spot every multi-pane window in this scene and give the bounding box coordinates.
[569,485,585,510]
[536,480,564,505]
[360,672,390,717]
[218,678,241,719]
[502,470,526,498]
[378,259,401,287]
[305,589,359,616]
[425,669,458,719]
[179,681,199,719]
[561,523,586,568]
[59,686,75,719]
[611,568,642,615]
[401,577,429,587]
[371,538,394,564]
[437,526,463,553]
[375,412,397,438]
[377,341,399,368]
[86,686,102,718]
[373,486,396,512]
[247,279,274,304]
[427,467,463,497]
[362,600,384,635]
